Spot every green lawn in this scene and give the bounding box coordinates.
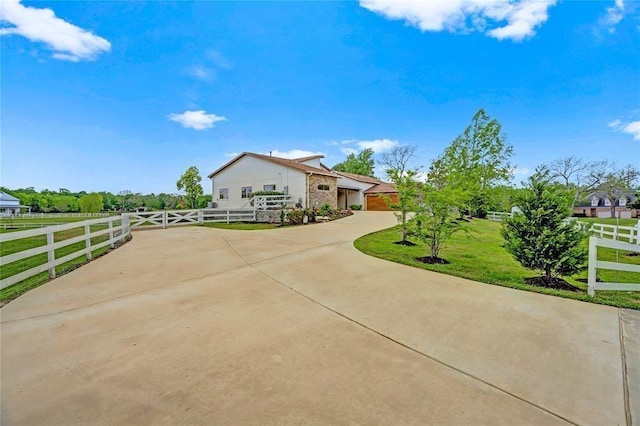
[577,217,638,227]
[354,219,640,310]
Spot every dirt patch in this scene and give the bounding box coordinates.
[525,276,580,292]
[415,256,450,264]
[394,240,417,246]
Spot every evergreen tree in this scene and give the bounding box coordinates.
[501,168,588,282]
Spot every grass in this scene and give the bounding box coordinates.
[200,222,281,230]
[354,219,640,310]
[1,220,129,305]
[577,217,638,227]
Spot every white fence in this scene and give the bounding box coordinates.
[126,209,256,228]
[1,222,68,230]
[8,212,112,219]
[487,211,512,222]
[587,236,640,296]
[0,216,131,290]
[586,222,640,244]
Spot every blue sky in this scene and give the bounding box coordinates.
[1,0,639,194]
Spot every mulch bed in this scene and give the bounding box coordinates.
[394,240,417,246]
[415,256,450,264]
[524,276,580,292]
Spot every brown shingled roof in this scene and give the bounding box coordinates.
[208,152,339,178]
[363,182,397,194]
[333,171,383,185]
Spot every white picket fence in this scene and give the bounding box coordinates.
[0,216,131,290]
[587,236,640,296]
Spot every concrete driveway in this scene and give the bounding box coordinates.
[1,212,637,425]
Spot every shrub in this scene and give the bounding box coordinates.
[349,204,362,210]
[318,203,334,216]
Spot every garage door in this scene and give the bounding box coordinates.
[365,194,398,211]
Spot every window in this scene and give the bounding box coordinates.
[317,184,330,191]
[219,188,229,200]
[263,184,276,191]
[283,186,288,195]
[241,186,253,198]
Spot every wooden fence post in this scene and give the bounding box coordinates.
[226,210,230,224]
[47,230,56,279]
[108,219,115,248]
[84,224,92,260]
[198,210,203,225]
[587,236,597,297]
[163,210,168,229]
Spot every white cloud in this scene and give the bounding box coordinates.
[600,0,625,32]
[512,167,531,176]
[0,0,111,61]
[168,110,227,130]
[187,65,216,81]
[207,50,233,70]
[262,149,325,159]
[338,138,400,155]
[359,0,557,41]
[609,118,640,140]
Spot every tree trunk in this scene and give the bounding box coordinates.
[545,266,552,280]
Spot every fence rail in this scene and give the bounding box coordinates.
[487,211,512,222]
[5,212,113,219]
[0,216,131,290]
[125,208,256,228]
[587,236,640,296]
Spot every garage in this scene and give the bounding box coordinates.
[364,183,398,211]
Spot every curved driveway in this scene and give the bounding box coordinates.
[1,212,637,425]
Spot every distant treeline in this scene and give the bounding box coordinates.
[1,187,212,213]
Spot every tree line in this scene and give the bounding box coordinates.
[1,187,212,213]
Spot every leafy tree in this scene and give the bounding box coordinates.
[78,193,104,213]
[332,148,375,177]
[501,168,588,282]
[428,109,513,217]
[412,185,465,260]
[176,166,204,209]
[379,145,419,243]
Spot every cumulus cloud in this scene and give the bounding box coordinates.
[359,0,557,41]
[0,0,111,61]
[338,138,400,155]
[262,149,325,159]
[168,110,227,130]
[609,118,640,140]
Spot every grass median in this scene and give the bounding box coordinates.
[354,219,640,310]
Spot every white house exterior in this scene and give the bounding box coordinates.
[0,191,29,216]
[208,152,399,211]
[208,153,340,209]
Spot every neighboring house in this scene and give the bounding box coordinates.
[573,192,638,218]
[207,152,400,211]
[0,191,30,216]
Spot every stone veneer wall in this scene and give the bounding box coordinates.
[308,175,338,209]
[255,210,285,223]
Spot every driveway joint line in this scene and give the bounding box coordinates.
[619,309,632,426]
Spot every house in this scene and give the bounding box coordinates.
[331,171,398,211]
[0,191,30,216]
[573,192,638,218]
[208,153,340,209]
[207,152,399,211]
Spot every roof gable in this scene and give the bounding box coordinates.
[208,152,339,179]
[0,191,20,202]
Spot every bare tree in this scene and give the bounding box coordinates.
[584,161,639,218]
[548,156,588,189]
[379,145,419,243]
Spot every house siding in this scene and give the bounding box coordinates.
[308,175,338,209]
[211,156,308,209]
